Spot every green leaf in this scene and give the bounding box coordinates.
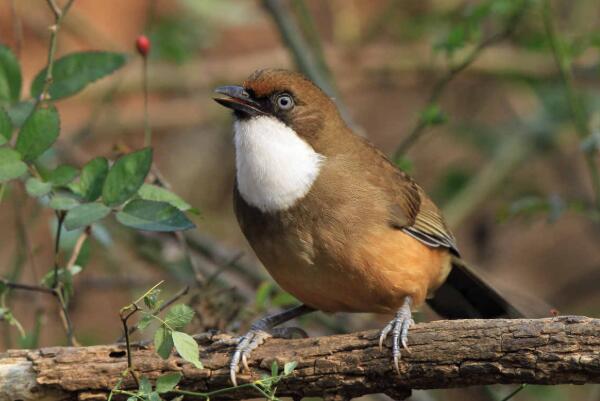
[420,104,447,126]
[155,372,182,393]
[49,195,79,210]
[30,52,127,100]
[64,202,111,230]
[165,304,194,330]
[0,45,22,102]
[138,184,193,211]
[74,157,109,201]
[116,199,195,232]
[25,177,52,197]
[139,376,152,394]
[154,326,173,359]
[0,107,12,142]
[271,360,278,378]
[284,361,297,375]
[144,289,160,310]
[148,392,161,401]
[102,148,152,206]
[137,314,153,331]
[172,331,202,369]
[7,101,34,128]
[48,164,78,186]
[0,147,27,182]
[15,104,60,161]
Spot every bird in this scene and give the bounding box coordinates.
[213,68,523,386]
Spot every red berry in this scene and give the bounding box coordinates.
[136,35,151,57]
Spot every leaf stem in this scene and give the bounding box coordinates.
[119,303,141,387]
[500,383,527,401]
[40,0,76,101]
[52,211,66,289]
[65,226,90,269]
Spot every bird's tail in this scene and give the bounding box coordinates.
[426,258,532,319]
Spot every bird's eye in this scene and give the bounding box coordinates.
[276,93,294,111]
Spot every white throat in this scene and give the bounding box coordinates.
[234,116,325,212]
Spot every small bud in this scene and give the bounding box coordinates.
[550,308,559,317]
[135,35,151,57]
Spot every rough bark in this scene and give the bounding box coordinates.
[2,316,600,401]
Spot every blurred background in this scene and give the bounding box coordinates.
[1,0,600,400]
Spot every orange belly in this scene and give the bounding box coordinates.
[257,228,452,314]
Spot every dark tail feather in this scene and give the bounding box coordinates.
[426,258,524,319]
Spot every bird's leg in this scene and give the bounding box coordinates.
[378,296,414,373]
[230,304,315,385]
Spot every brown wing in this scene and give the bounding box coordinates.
[357,137,459,255]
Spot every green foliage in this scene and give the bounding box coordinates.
[25,177,52,197]
[116,199,195,232]
[155,372,182,393]
[0,107,12,143]
[0,147,27,182]
[254,281,298,311]
[102,148,153,206]
[30,51,127,100]
[394,156,414,173]
[72,157,109,201]
[164,304,195,330]
[47,164,79,186]
[0,44,22,103]
[64,203,111,231]
[6,101,34,128]
[148,16,205,64]
[138,184,193,211]
[0,307,25,337]
[420,104,447,126]
[154,325,175,359]
[15,105,60,161]
[172,331,203,369]
[49,195,80,210]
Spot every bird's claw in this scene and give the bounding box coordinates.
[378,297,414,374]
[230,329,272,386]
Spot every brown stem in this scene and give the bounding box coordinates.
[0,278,55,295]
[119,304,141,387]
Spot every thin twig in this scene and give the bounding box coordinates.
[500,384,527,401]
[0,278,55,295]
[54,289,77,346]
[542,0,600,210]
[52,211,66,289]
[119,304,140,387]
[393,4,527,158]
[66,226,91,269]
[45,0,61,19]
[118,285,190,341]
[40,0,77,101]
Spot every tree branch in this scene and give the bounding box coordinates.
[2,316,600,400]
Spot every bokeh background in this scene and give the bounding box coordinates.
[1,0,600,400]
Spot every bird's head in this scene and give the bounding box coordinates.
[213,69,344,146]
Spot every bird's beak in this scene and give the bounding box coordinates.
[213,85,265,117]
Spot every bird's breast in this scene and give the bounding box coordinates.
[233,116,325,213]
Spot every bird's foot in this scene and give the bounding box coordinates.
[378,296,414,373]
[229,326,308,386]
[229,304,315,386]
